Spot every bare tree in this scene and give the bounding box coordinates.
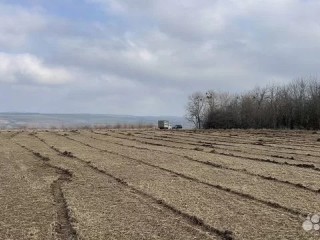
[185,92,206,129]
[189,77,320,130]
[308,78,320,129]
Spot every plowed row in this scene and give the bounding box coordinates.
[1,129,320,239]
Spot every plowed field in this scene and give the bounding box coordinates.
[1,129,320,239]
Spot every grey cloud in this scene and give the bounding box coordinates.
[2,1,320,115]
[0,3,46,50]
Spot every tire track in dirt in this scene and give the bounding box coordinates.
[14,141,78,240]
[46,132,309,217]
[31,134,233,240]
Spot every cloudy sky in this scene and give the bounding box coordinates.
[1,0,320,116]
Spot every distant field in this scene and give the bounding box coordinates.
[1,129,320,239]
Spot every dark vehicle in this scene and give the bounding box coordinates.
[173,124,182,129]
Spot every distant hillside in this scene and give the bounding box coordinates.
[0,113,192,129]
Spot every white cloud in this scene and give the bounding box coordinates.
[0,52,73,85]
[0,3,46,49]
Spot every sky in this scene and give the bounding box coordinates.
[1,0,320,116]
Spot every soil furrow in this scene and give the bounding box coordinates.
[45,133,314,216]
[103,131,320,171]
[14,133,219,240]
[34,132,316,240]
[24,134,231,240]
[5,130,320,240]
[89,131,320,194]
[137,131,320,160]
[86,130,320,193]
[108,131,320,167]
[15,142,78,240]
[183,131,320,152]
[60,152,234,240]
[142,130,320,154]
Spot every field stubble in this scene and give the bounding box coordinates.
[0,129,319,239]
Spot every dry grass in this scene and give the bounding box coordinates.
[1,129,320,239]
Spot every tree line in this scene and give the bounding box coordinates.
[186,77,320,129]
